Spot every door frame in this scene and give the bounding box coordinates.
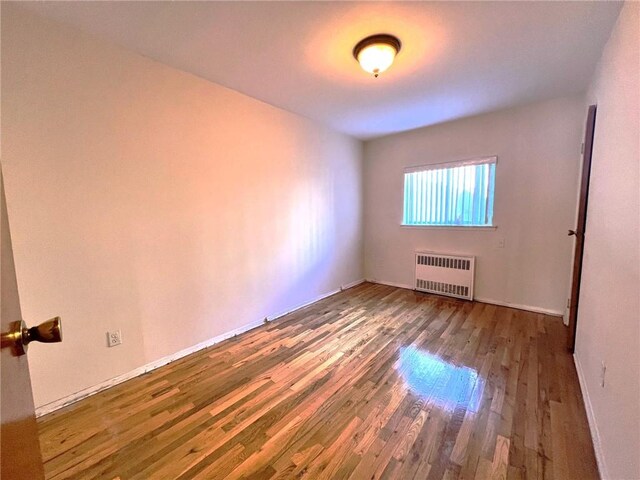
[567,104,597,353]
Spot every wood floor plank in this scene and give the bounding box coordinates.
[37,283,600,479]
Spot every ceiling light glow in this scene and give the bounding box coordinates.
[353,34,401,78]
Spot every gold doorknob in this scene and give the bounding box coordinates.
[1,317,62,356]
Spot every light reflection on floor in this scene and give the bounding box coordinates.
[397,346,483,413]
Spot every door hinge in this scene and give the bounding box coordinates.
[581,142,585,154]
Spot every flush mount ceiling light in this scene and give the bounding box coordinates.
[353,34,402,78]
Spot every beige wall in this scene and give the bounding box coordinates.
[1,5,363,408]
[363,97,584,315]
[576,3,640,479]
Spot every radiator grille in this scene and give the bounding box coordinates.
[415,252,475,300]
[416,254,471,270]
[416,279,469,298]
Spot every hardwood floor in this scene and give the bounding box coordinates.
[37,283,599,479]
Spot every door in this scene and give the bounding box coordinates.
[1,168,45,479]
[567,105,597,352]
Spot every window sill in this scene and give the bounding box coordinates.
[400,224,497,231]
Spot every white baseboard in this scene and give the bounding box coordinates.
[341,278,366,290]
[35,317,264,417]
[573,353,608,479]
[266,279,365,321]
[473,297,563,317]
[366,278,414,290]
[366,279,563,317]
[35,279,365,418]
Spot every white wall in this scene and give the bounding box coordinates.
[575,3,639,479]
[1,5,363,408]
[363,97,584,315]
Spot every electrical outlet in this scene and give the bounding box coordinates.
[107,330,122,347]
[600,362,606,388]
[497,238,505,248]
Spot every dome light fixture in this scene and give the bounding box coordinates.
[353,34,402,78]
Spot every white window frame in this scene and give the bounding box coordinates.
[401,156,498,229]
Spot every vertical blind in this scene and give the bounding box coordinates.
[403,157,496,226]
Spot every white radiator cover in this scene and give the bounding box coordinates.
[415,251,475,300]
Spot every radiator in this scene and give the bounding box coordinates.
[415,251,475,300]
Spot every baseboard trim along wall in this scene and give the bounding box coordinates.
[265,278,365,321]
[367,279,414,291]
[472,297,564,317]
[35,318,264,417]
[573,354,608,480]
[35,279,365,417]
[366,279,564,317]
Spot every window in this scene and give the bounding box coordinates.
[402,156,496,227]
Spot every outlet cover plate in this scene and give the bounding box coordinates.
[107,330,122,347]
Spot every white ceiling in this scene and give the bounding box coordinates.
[18,1,622,139]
